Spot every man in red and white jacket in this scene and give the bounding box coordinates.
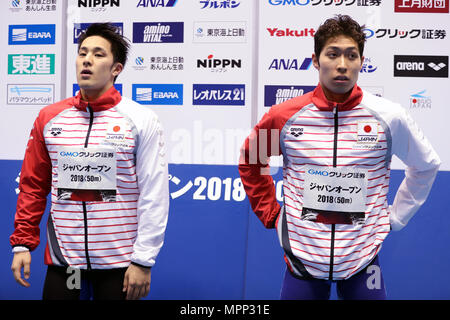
[10,23,169,300]
[239,15,440,299]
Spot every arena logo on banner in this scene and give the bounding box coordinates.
[267,0,382,6]
[264,85,315,106]
[133,22,184,43]
[268,58,312,71]
[78,0,120,7]
[394,0,449,13]
[7,84,55,105]
[8,24,56,45]
[193,84,245,106]
[197,55,242,72]
[137,0,178,7]
[394,55,448,78]
[73,23,123,44]
[132,84,183,105]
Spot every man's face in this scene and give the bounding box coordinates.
[312,35,364,102]
[76,35,122,99]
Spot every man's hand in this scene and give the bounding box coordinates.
[122,263,151,300]
[11,251,31,287]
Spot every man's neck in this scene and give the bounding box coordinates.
[321,85,352,104]
[80,85,113,102]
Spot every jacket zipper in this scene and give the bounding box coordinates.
[83,104,94,270]
[329,105,339,280]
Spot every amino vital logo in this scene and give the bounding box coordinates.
[137,0,178,7]
[264,85,315,106]
[133,22,184,43]
[268,58,312,71]
[78,0,120,7]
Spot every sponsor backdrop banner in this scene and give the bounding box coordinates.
[0,0,449,300]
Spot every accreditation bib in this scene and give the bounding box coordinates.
[56,147,117,202]
[303,166,368,213]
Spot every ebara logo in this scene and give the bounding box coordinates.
[8,24,55,45]
[132,84,183,105]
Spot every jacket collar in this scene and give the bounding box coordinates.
[73,86,122,112]
[311,83,363,111]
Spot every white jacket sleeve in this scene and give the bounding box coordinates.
[131,112,169,267]
[390,107,441,231]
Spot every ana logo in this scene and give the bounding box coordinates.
[268,58,312,71]
[137,0,178,7]
[133,22,184,43]
[78,0,120,7]
[50,128,62,137]
[197,55,242,72]
[357,122,379,143]
[290,127,304,137]
[9,24,56,45]
[394,55,448,78]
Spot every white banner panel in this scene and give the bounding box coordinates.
[258,0,450,170]
[1,0,65,160]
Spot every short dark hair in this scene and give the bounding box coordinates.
[77,23,130,80]
[314,15,366,59]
